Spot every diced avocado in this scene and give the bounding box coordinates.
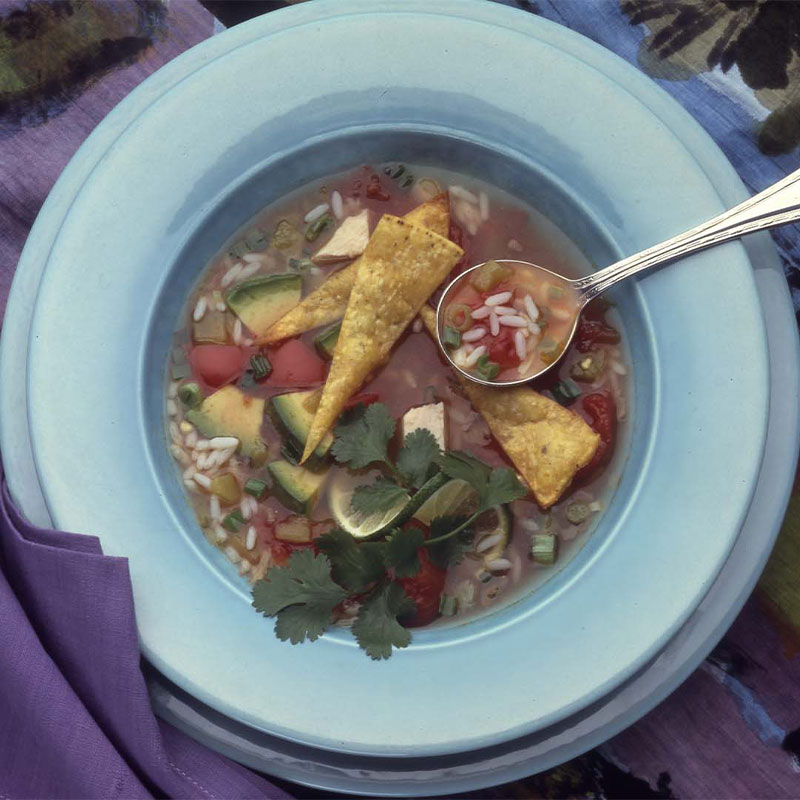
[270,389,334,458]
[313,323,341,361]
[192,311,228,344]
[225,273,301,339]
[185,386,265,456]
[267,460,328,515]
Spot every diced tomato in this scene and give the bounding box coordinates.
[396,547,446,627]
[190,345,246,388]
[366,173,391,201]
[576,391,616,482]
[487,327,521,368]
[343,392,380,410]
[266,339,326,387]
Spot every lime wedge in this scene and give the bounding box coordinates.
[413,478,479,526]
[328,470,410,539]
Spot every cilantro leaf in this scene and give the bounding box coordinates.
[251,550,346,643]
[484,467,528,508]
[331,403,396,470]
[352,582,415,660]
[426,515,474,569]
[384,526,425,578]
[396,428,441,489]
[351,478,409,516]
[437,451,527,511]
[316,528,386,592]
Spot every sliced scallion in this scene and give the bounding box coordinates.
[178,382,202,408]
[445,303,472,332]
[475,355,500,381]
[244,478,268,499]
[550,378,581,407]
[566,501,592,525]
[222,509,245,533]
[305,213,333,242]
[439,594,458,616]
[400,173,414,188]
[531,533,557,565]
[250,354,272,381]
[441,325,461,348]
[547,285,566,300]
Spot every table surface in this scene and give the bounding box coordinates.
[2,0,800,797]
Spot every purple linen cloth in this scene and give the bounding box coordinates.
[0,475,289,800]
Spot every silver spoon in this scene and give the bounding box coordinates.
[437,167,800,386]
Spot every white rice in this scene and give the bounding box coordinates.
[514,330,527,361]
[209,494,221,521]
[550,307,573,322]
[520,517,540,532]
[183,478,198,493]
[528,322,541,336]
[166,399,178,417]
[412,318,423,333]
[452,346,469,367]
[182,465,196,481]
[193,473,211,489]
[486,557,512,572]
[471,305,490,320]
[168,381,179,399]
[464,345,487,368]
[221,262,243,288]
[493,305,517,316]
[489,312,500,336]
[233,318,243,345]
[196,451,213,471]
[485,291,512,306]
[246,526,257,551]
[224,546,241,564]
[611,359,628,375]
[448,185,479,204]
[304,203,330,223]
[192,296,207,322]
[170,445,190,465]
[308,267,322,277]
[239,560,252,576]
[195,439,211,451]
[524,294,539,321]
[476,532,503,553]
[499,315,528,328]
[242,253,265,264]
[214,526,227,544]
[508,238,523,252]
[240,498,253,521]
[589,500,603,513]
[169,422,181,446]
[462,327,486,343]
[331,190,344,219]
[216,301,226,312]
[185,430,198,449]
[209,436,239,450]
[479,191,489,221]
[237,262,261,281]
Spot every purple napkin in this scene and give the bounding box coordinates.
[0,475,290,799]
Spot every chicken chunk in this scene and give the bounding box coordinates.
[312,210,370,265]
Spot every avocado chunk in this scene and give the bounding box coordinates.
[267,460,328,515]
[270,389,334,458]
[225,273,302,339]
[185,385,265,456]
[313,323,341,361]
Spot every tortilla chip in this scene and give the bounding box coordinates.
[258,194,451,344]
[418,306,599,507]
[301,216,463,462]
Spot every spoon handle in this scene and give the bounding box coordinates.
[573,166,800,302]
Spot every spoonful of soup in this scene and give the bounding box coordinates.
[437,167,800,385]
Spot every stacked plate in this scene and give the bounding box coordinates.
[2,1,797,794]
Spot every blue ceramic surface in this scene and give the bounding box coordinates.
[12,0,773,759]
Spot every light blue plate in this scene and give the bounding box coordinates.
[14,0,772,758]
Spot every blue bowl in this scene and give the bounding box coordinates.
[11,0,772,758]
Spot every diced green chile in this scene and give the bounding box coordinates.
[250,354,272,381]
[178,382,203,408]
[550,378,581,407]
[305,213,333,242]
[244,478,268,499]
[531,533,558,564]
[222,509,245,533]
[441,326,462,348]
[475,355,500,381]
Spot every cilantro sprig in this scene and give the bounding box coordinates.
[251,403,528,660]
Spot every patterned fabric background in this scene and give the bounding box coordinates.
[2,1,799,797]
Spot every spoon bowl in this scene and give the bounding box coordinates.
[436,166,800,385]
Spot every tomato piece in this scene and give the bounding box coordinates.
[190,345,246,388]
[576,391,616,482]
[574,315,620,352]
[343,392,380,410]
[266,339,327,387]
[487,327,521,368]
[366,173,390,201]
[396,548,446,628]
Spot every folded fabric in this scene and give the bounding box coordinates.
[0,473,289,799]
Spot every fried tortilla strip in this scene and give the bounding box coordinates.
[301,216,463,462]
[258,194,450,344]
[419,306,599,507]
